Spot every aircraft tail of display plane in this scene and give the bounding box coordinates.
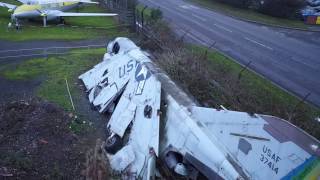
[0,0,117,27]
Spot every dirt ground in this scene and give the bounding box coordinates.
[0,98,111,179]
[0,67,113,179]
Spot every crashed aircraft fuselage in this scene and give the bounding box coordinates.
[79,37,320,180]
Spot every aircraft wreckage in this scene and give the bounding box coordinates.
[79,37,320,180]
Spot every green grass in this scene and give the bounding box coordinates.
[0,2,125,41]
[188,0,312,29]
[2,48,104,110]
[64,5,116,28]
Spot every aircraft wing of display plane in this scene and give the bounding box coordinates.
[0,0,117,27]
[0,2,16,9]
[79,37,320,180]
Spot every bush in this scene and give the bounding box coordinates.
[216,0,251,8]
[257,0,305,18]
[150,8,163,21]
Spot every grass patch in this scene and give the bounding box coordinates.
[188,0,312,29]
[0,3,126,41]
[64,4,116,28]
[190,45,320,138]
[1,48,105,133]
[2,48,104,110]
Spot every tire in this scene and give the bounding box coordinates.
[104,134,122,154]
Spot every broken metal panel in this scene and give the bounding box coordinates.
[92,83,118,106]
[79,53,121,91]
[86,57,138,111]
[108,90,137,137]
[162,95,242,179]
[109,145,136,172]
[79,60,109,91]
[129,74,161,156]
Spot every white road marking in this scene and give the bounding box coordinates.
[179,4,199,10]
[213,23,232,33]
[0,44,104,53]
[244,37,273,50]
[0,53,64,59]
[191,13,206,22]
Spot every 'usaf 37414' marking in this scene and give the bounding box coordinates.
[260,145,281,174]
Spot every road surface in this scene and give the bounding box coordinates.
[139,0,320,107]
[0,38,107,62]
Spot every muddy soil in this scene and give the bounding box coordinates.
[0,99,83,179]
[0,75,112,179]
[0,98,111,179]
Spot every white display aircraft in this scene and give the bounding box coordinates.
[79,37,320,180]
[0,0,117,27]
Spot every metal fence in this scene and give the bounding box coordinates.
[103,0,137,29]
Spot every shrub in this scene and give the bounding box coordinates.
[257,0,305,18]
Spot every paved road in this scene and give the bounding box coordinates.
[139,0,320,107]
[0,38,107,60]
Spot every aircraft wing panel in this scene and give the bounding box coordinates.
[57,12,117,17]
[107,64,161,178]
[190,106,320,180]
[15,0,28,4]
[108,84,137,138]
[0,2,16,9]
[79,60,110,91]
[78,0,99,4]
[129,74,161,156]
[123,75,161,177]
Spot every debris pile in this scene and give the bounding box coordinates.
[79,37,320,180]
